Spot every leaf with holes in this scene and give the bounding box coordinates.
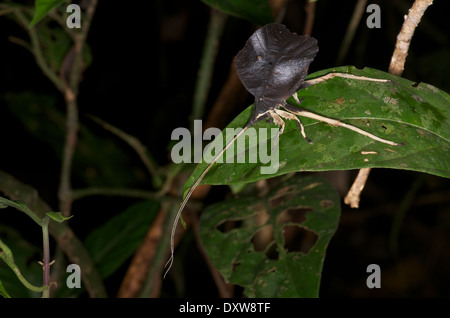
[199,175,340,297]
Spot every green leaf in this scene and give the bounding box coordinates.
[29,0,67,27]
[46,211,73,223]
[199,175,340,297]
[201,0,273,25]
[0,280,11,298]
[184,66,450,194]
[0,226,42,298]
[84,200,159,278]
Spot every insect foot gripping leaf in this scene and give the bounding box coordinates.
[199,175,341,298]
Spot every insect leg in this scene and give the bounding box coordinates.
[292,93,304,105]
[303,72,390,88]
[274,109,312,143]
[266,110,285,146]
[283,104,401,146]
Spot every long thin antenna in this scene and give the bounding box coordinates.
[164,125,250,277]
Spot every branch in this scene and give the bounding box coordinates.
[87,115,161,183]
[58,0,98,216]
[344,0,434,208]
[389,0,434,76]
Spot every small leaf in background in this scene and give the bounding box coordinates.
[0,280,11,298]
[46,212,73,223]
[201,0,273,25]
[2,92,142,188]
[199,175,341,297]
[84,200,159,278]
[184,66,450,193]
[0,226,42,298]
[29,0,67,27]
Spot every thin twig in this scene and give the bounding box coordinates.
[8,35,31,51]
[336,0,368,65]
[87,115,160,181]
[190,8,227,129]
[303,0,316,36]
[344,0,433,208]
[13,9,64,91]
[389,0,434,76]
[344,168,371,208]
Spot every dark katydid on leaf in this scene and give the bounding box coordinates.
[199,175,341,297]
[165,23,319,276]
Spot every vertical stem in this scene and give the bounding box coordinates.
[190,8,227,130]
[58,0,98,216]
[41,216,50,298]
[59,96,78,216]
[303,0,316,35]
[388,0,434,76]
[345,0,433,208]
[335,0,368,65]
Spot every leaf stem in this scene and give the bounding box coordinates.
[0,240,45,293]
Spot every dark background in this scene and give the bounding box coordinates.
[0,0,449,297]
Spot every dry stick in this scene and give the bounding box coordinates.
[389,0,434,76]
[344,0,434,208]
[117,209,166,298]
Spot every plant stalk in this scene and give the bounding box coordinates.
[41,216,50,298]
